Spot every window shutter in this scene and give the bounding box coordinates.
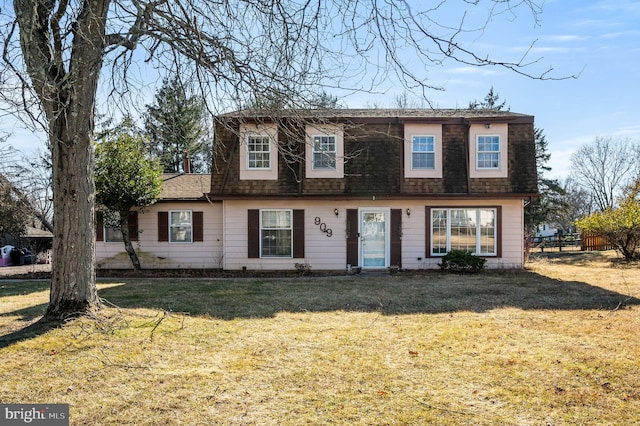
[293,209,305,258]
[193,211,204,242]
[128,212,138,242]
[425,206,432,257]
[158,211,169,242]
[248,209,260,258]
[96,211,104,242]
[346,209,358,267]
[390,209,402,267]
[496,206,502,258]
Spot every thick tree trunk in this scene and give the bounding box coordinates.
[13,0,111,319]
[46,133,100,319]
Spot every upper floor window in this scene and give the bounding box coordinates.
[305,124,344,178]
[312,135,337,170]
[469,123,508,178]
[404,123,442,178]
[477,136,500,169]
[411,135,436,170]
[247,136,271,169]
[239,122,279,180]
[170,210,193,243]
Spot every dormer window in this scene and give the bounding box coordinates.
[469,123,508,178]
[305,124,344,178]
[312,135,337,170]
[476,135,501,169]
[404,123,442,178]
[247,135,271,169]
[239,122,278,180]
[411,135,436,170]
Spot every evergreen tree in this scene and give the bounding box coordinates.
[468,86,509,111]
[469,88,564,245]
[144,77,209,173]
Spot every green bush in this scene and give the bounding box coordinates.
[439,250,486,273]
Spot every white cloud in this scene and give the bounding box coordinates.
[539,35,588,43]
[447,67,499,76]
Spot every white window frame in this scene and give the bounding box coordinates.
[239,123,279,180]
[305,124,344,178]
[104,226,123,243]
[404,123,442,178]
[247,135,271,170]
[476,135,501,170]
[260,209,293,258]
[169,210,193,243]
[430,208,497,256]
[411,135,436,170]
[469,123,508,178]
[312,135,337,170]
[103,212,123,243]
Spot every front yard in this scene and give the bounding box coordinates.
[1,251,639,425]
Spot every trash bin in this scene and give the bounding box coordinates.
[0,245,14,267]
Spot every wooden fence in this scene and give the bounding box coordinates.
[580,232,613,251]
[530,232,614,252]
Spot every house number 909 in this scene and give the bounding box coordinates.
[314,217,333,237]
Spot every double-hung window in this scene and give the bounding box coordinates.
[170,210,193,243]
[260,209,292,257]
[477,136,501,169]
[430,208,497,256]
[105,225,123,243]
[247,136,271,169]
[312,135,337,170]
[411,135,436,170]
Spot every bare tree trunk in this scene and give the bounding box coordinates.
[120,212,141,271]
[13,0,110,319]
[46,130,99,318]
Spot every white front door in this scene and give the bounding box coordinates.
[360,209,390,268]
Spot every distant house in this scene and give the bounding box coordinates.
[95,109,538,270]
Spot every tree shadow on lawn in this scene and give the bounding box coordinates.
[95,270,640,320]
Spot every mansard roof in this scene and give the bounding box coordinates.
[219,108,534,123]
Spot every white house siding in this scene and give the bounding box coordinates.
[222,198,525,271]
[95,201,223,269]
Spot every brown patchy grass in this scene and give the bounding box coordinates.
[1,252,639,425]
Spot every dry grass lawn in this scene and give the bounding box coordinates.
[1,251,639,425]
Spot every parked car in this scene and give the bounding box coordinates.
[20,248,35,265]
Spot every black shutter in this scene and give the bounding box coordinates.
[193,211,204,242]
[158,211,169,242]
[128,212,138,242]
[248,209,260,258]
[96,211,104,242]
[425,206,432,257]
[293,209,305,258]
[390,209,402,267]
[346,209,358,267]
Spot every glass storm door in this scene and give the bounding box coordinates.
[360,209,389,268]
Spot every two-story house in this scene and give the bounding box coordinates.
[95,108,538,271]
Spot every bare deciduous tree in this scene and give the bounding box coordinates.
[570,136,640,212]
[1,0,568,319]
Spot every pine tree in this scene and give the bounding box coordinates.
[144,77,209,173]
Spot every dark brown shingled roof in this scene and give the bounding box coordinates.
[160,174,211,200]
[219,108,533,121]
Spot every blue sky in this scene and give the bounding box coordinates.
[5,0,639,180]
[346,0,640,179]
